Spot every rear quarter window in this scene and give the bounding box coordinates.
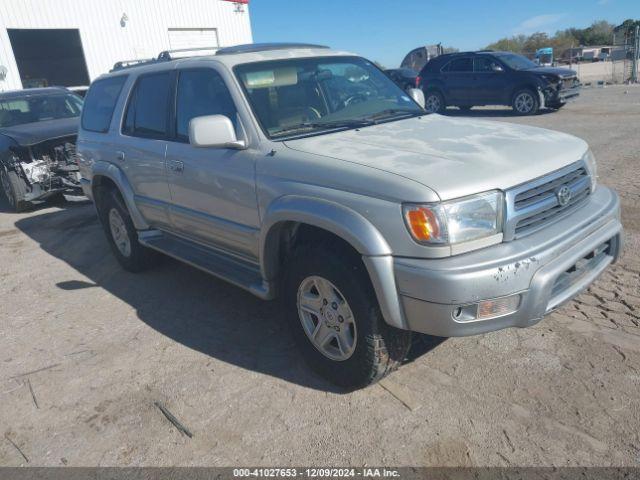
[442,57,473,73]
[81,76,127,133]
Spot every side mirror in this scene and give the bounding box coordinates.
[407,88,425,109]
[491,64,504,72]
[189,115,246,149]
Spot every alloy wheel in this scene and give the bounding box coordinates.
[297,275,357,361]
[514,92,535,114]
[425,94,441,113]
[108,208,132,258]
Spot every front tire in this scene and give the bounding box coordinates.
[0,168,29,213]
[284,244,412,389]
[424,90,445,114]
[97,188,159,272]
[512,89,539,115]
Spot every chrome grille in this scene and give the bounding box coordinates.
[503,161,591,241]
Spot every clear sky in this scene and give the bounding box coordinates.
[249,0,640,68]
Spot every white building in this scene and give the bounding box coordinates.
[0,0,252,91]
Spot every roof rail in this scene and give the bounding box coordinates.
[111,58,160,72]
[216,42,329,55]
[111,47,218,72]
[157,47,219,61]
[110,43,329,72]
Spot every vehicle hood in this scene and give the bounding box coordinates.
[284,115,588,201]
[0,117,79,146]
[524,66,577,78]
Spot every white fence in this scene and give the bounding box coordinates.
[570,60,639,84]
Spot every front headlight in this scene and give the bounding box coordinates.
[403,191,504,245]
[582,149,597,191]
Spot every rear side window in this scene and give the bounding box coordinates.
[123,72,171,139]
[81,76,127,133]
[175,69,238,141]
[443,57,473,73]
[475,57,501,72]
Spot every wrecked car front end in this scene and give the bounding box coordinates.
[15,135,83,202]
[540,73,581,107]
[0,88,85,211]
[1,130,84,210]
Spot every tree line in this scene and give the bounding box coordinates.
[485,19,640,55]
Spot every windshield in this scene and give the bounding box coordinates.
[235,56,423,139]
[0,93,84,128]
[496,53,538,71]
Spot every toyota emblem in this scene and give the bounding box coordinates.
[556,186,572,207]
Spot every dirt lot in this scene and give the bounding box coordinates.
[1,85,639,467]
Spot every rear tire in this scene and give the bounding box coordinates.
[283,244,412,389]
[512,88,539,115]
[0,168,30,213]
[424,90,445,113]
[96,187,159,272]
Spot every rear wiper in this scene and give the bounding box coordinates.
[271,119,375,137]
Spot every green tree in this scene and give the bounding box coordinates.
[485,19,619,57]
[523,32,551,54]
[585,20,615,44]
[485,34,528,53]
[550,30,579,53]
[615,19,640,44]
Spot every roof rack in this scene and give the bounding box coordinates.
[111,58,159,71]
[157,47,219,61]
[110,43,330,72]
[111,47,218,72]
[215,43,329,55]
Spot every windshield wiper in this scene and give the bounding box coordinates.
[363,109,421,122]
[271,119,375,138]
[271,110,421,138]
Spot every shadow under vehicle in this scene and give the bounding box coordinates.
[12,200,445,393]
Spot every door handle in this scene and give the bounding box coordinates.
[116,151,125,162]
[168,159,184,174]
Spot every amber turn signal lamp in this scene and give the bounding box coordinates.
[405,207,440,242]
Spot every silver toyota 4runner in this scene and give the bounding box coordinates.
[77,43,622,388]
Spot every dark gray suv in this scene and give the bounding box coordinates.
[419,51,581,115]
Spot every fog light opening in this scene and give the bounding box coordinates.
[453,306,463,319]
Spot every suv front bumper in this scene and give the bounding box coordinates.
[390,185,622,337]
[541,83,581,106]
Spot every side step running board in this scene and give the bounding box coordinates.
[138,230,273,300]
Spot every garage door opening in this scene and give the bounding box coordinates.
[8,29,90,88]
[168,28,219,54]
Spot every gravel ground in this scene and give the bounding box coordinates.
[0,85,639,467]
